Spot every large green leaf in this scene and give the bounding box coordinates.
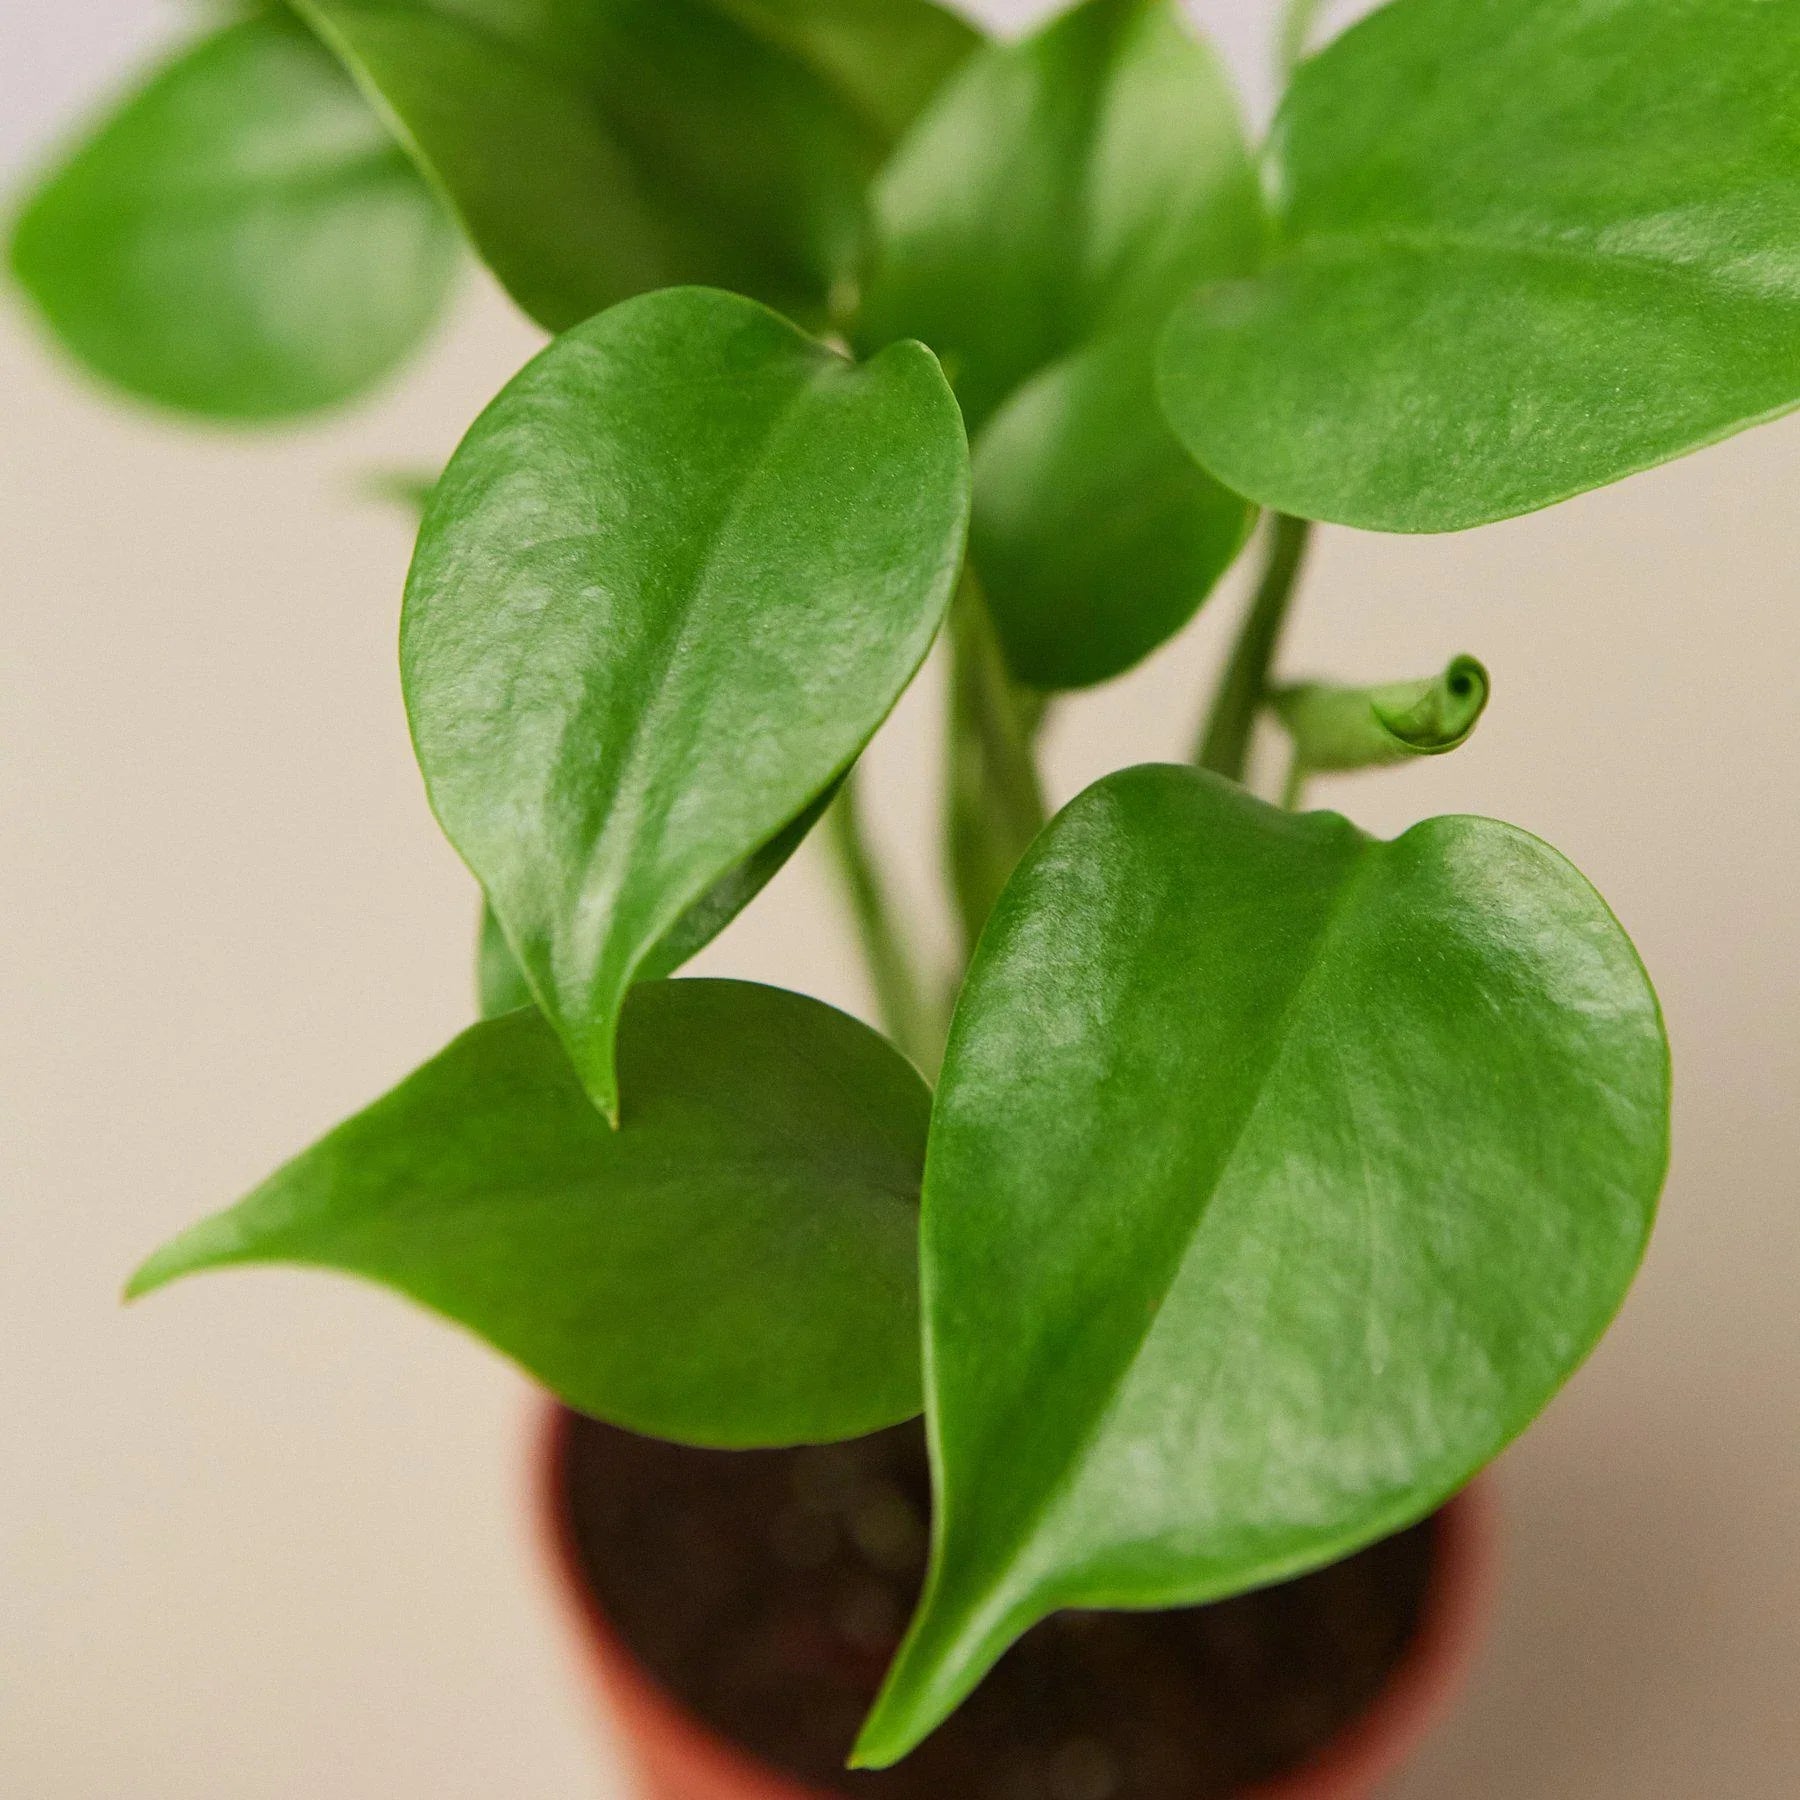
[404,287,968,1122]
[855,765,1668,1764]
[9,12,456,420]
[297,0,977,332]
[129,981,929,1447]
[856,0,1262,688]
[1159,0,1800,532]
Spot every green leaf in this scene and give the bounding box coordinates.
[297,0,977,332]
[855,765,1668,1765]
[1159,0,1800,532]
[129,981,929,1448]
[9,13,457,420]
[404,287,968,1123]
[971,333,1256,689]
[857,0,1262,688]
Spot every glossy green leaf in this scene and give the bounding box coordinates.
[130,981,929,1447]
[971,333,1256,689]
[856,765,1668,1764]
[857,0,1262,688]
[404,287,968,1122]
[297,0,977,332]
[1160,0,1800,532]
[10,13,456,419]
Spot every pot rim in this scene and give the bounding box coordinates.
[535,1404,1497,1800]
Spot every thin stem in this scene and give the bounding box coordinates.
[825,771,936,1070]
[1194,513,1312,783]
[1280,745,1310,813]
[946,571,1049,965]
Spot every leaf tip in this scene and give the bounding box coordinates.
[122,1209,247,1302]
[580,1050,623,1130]
[850,1556,1040,1770]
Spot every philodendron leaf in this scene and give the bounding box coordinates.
[859,0,1263,689]
[9,12,456,419]
[855,765,1668,1764]
[130,981,929,1447]
[405,287,968,1122]
[1159,0,1800,531]
[296,0,977,332]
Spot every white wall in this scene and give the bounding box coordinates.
[4,5,1796,1796]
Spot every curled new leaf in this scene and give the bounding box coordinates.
[10,13,456,419]
[404,287,968,1122]
[855,765,1668,1764]
[1274,655,1490,772]
[129,982,929,1448]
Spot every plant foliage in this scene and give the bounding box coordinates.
[22,0,1782,1766]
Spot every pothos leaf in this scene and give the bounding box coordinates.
[296,0,977,332]
[130,981,929,1448]
[855,764,1668,1764]
[858,0,1262,688]
[1159,0,1800,531]
[9,11,457,419]
[404,287,968,1123]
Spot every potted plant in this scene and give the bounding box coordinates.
[21,0,1785,1789]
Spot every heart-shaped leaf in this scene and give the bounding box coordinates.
[855,765,1668,1764]
[129,981,929,1447]
[405,286,968,1121]
[858,0,1262,687]
[297,0,977,332]
[10,12,457,419]
[1159,0,1800,531]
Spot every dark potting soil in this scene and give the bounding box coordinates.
[561,1413,1437,1800]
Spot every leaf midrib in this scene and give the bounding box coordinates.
[566,351,849,987]
[960,825,1382,1615]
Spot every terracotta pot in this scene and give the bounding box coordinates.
[537,1407,1497,1800]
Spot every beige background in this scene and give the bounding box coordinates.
[5,4,1797,1795]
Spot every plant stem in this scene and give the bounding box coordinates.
[825,771,936,1070]
[946,571,1048,965]
[1194,513,1312,783]
[1280,746,1310,813]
